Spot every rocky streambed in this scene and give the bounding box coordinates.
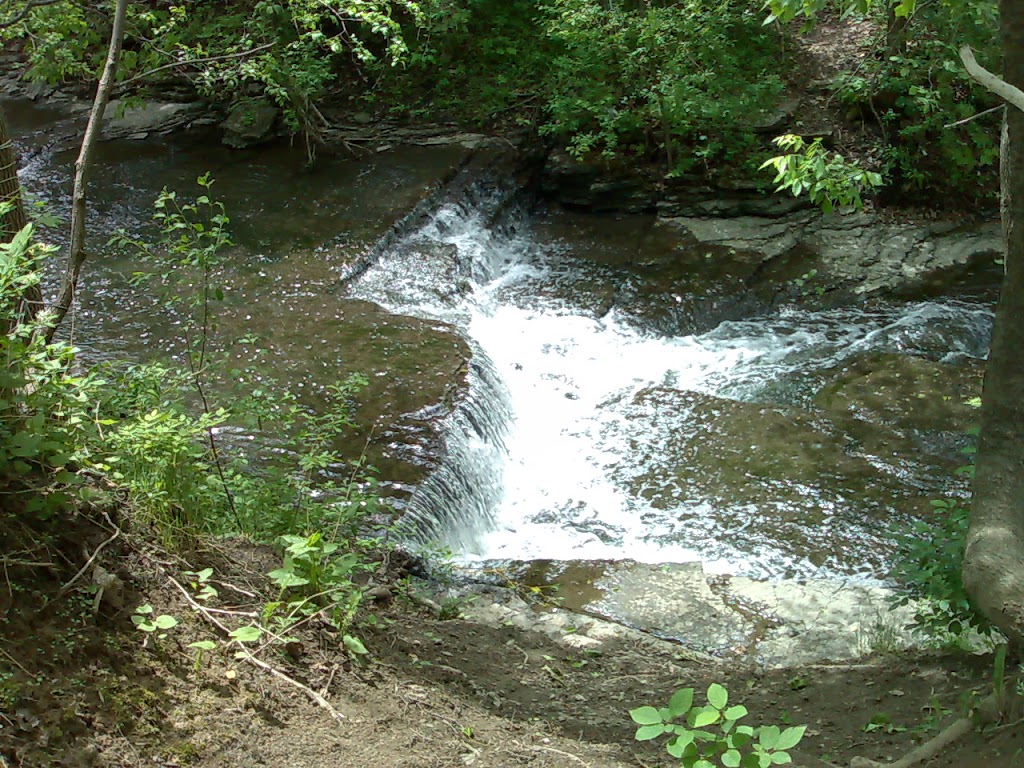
[6,95,1003,666]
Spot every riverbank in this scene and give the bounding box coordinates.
[0,510,1016,768]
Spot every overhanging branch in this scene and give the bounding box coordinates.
[960,45,1024,113]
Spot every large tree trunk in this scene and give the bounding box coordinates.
[962,0,1024,646]
[0,104,43,328]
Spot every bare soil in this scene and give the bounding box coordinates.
[1,510,1022,768]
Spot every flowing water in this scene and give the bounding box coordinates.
[7,100,995,583]
[351,199,993,580]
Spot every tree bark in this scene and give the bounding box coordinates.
[962,0,1024,646]
[0,104,43,328]
[42,0,129,343]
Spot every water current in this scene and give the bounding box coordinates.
[351,198,993,581]
[8,100,994,582]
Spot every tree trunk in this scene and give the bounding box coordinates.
[0,105,27,241]
[962,0,1024,646]
[0,104,43,328]
[42,0,129,342]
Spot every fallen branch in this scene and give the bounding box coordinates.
[168,577,345,723]
[850,695,998,768]
[114,42,276,90]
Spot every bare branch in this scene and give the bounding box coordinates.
[42,0,128,342]
[944,103,1004,129]
[114,41,277,90]
[960,45,1024,113]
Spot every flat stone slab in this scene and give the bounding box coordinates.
[453,558,922,667]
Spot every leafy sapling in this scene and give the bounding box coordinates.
[630,683,805,768]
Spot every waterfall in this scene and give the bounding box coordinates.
[348,182,994,580]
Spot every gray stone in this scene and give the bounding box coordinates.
[102,100,201,139]
[660,210,1003,299]
[221,98,279,149]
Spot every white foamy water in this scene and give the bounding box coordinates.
[352,201,993,579]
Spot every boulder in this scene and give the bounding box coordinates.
[220,98,279,149]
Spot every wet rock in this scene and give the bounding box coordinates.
[750,97,803,133]
[102,100,202,139]
[717,577,919,665]
[813,353,983,477]
[661,211,1003,301]
[454,558,920,665]
[221,98,279,149]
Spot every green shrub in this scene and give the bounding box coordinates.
[889,497,991,640]
[631,684,806,768]
[540,0,784,172]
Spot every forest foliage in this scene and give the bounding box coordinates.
[0,0,1004,202]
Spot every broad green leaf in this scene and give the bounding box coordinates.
[708,683,728,709]
[775,726,805,750]
[724,705,748,721]
[189,640,217,650]
[343,634,368,655]
[692,707,720,728]
[229,626,263,643]
[634,724,666,741]
[723,749,742,767]
[669,688,694,717]
[759,725,781,749]
[771,753,793,765]
[630,706,664,725]
[153,615,178,630]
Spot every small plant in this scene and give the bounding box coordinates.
[188,639,217,671]
[131,604,178,641]
[760,134,883,213]
[863,712,906,735]
[630,683,806,767]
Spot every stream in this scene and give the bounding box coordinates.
[8,100,994,591]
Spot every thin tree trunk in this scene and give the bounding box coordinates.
[42,0,129,343]
[962,0,1024,646]
[0,105,43,330]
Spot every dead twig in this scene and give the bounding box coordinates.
[168,576,346,723]
[527,744,592,766]
[50,520,121,605]
[944,104,1004,129]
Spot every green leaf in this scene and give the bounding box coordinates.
[692,707,720,728]
[775,726,805,750]
[189,640,217,651]
[771,752,793,765]
[669,688,695,718]
[343,634,368,655]
[708,683,728,710]
[635,723,667,741]
[153,615,178,630]
[630,706,664,726]
[229,626,263,643]
[724,705,748,721]
[759,725,781,750]
[723,749,742,767]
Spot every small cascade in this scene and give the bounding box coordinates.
[351,187,995,580]
[399,349,513,552]
[348,174,529,552]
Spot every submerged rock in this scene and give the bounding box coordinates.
[453,558,919,666]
